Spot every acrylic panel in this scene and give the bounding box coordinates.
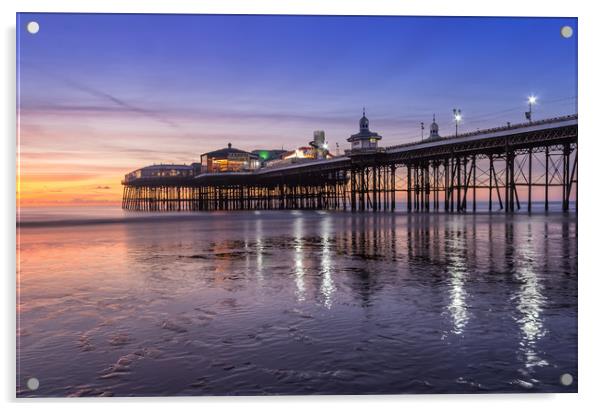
[16,13,578,397]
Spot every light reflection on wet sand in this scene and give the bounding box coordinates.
[17,211,577,396]
[445,221,469,337]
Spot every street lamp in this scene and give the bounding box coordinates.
[525,95,537,123]
[453,108,462,137]
[421,122,425,141]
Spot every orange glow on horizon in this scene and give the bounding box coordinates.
[17,174,123,207]
[17,156,125,207]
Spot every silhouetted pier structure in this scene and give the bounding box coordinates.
[122,114,577,213]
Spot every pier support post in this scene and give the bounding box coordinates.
[407,164,412,212]
[472,155,477,213]
[508,151,515,212]
[545,146,550,211]
[450,156,455,213]
[563,144,571,212]
[488,155,493,211]
[372,165,377,212]
[527,148,533,212]
[456,157,462,212]
[390,164,396,211]
[443,158,449,212]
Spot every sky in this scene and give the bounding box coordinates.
[16,13,577,206]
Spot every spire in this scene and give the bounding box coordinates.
[429,114,440,139]
[359,108,369,131]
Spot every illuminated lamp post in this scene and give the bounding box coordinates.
[525,95,537,123]
[453,108,462,137]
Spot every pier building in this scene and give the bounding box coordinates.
[123,164,194,183]
[200,143,260,173]
[347,109,382,152]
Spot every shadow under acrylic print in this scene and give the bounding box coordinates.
[16,13,578,397]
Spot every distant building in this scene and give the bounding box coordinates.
[251,149,288,165]
[282,146,315,160]
[309,130,330,159]
[313,130,325,146]
[427,114,441,140]
[267,134,332,168]
[200,143,260,173]
[123,164,193,182]
[347,109,382,151]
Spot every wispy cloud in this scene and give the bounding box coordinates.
[20,62,180,128]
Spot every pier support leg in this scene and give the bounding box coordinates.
[372,165,377,212]
[456,157,462,212]
[407,164,412,212]
[545,146,549,211]
[351,170,356,211]
[488,155,493,211]
[562,147,567,212]
[390,164,396,211]
[443,159,449,212]
[527,148,533,212]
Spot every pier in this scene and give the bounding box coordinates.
[122,114,577,213]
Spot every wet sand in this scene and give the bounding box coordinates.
[17,210,577,396]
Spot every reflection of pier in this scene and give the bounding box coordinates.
[122,115,577,213]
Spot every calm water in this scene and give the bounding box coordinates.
[17,208,578,396]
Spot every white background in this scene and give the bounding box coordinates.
[2,0,600,409]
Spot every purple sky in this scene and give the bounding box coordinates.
[17,13,577,205]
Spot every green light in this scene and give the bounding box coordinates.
[259,150,270,160]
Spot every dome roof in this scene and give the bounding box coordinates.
[429,114,441,139]
[359,108,369,130]
[430,114,438,133]
[348,108,382,142]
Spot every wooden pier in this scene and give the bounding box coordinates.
[122,115,577,213]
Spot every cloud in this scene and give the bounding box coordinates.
[19,173,102,182]
[20,102,427,133]
[20,62,180,129]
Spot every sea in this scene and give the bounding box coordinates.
[16,204,578,396]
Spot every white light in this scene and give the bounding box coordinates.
[323,143,328,149]
[528,96,537,104]
[561,26,573,39]
[27,21,40,34]
[27,377,39,391]
[455,114,462,122]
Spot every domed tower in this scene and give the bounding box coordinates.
[347,108,382,151]
[428,114,441,140]
[359,109,370,132]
